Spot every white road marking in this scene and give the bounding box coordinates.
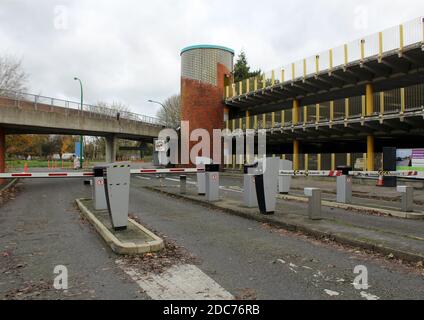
[137,176,152,180]
[117,261,234,300]
[324,289,340,297]
[360,291,380,300]
[165,178,243,193]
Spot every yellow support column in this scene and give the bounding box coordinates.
[239,81,243,95]
[315,55,320,75]
[331,153,336,171]
[232,119,235,131]
[292,63,295,81]
[292,100,299,125]
[239,118,243,130]
[246,111,250,129]
[361,95,366,117]
[367,135,375,171]
[303,106,307,125]
[315,104,320,124]
[293,140,300,170]
[281,110,285,127]
[345,98,349,120]
[329,49,333,72]
[330,101,334,122]
[246,79,250,93]
[282,154,286,160]
[378,32,383,62]
[281,69,285,82]
[271,112,275,128]
[254,115,258,129]
[254,78,258,91]
[399,24,404,54]
[317,154,322,171]
[344,44,348,66]
[360,39,365,61]
[380,92,385,116]
[347,153,351,167]
[366,84,374,116]
[271,70,275,86]
[401,88,405,113]
[232,155,236,169]
[262,114,266,129]
[304,154,309,171]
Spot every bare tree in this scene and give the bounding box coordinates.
[0,55,28,96]
[156,94,181,128]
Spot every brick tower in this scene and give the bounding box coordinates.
[180,45,234,165]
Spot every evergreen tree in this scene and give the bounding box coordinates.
[233,51,261,82]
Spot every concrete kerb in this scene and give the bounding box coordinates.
[75,198,164,255]
[144,186,424,264]
[0,178,18,194]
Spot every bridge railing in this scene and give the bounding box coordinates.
[0,90,162,126]
[225,16,424,99]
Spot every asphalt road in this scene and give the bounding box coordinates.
[1,177,424,299]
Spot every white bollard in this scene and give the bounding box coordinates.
[397,186,413,212]
[304,187,322,220]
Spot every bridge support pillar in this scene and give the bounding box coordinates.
[367,135,375,171]
[105,135,117,163]
[293,139,299,170]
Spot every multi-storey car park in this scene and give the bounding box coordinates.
[219,17,424,172]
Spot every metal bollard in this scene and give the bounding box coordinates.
[243,163,258,208]
[255,157,279,215]
[205,164,220,202]
[397,186,413,212]
[93,165,107,210]
[104,162,131,231]
[336,166,352,204]
[278,160,293,194]
[304,188,322,220]
[180,175,187,194]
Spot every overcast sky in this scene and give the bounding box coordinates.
[0,0,423,117]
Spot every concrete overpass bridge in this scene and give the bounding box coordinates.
[0,91,163,171]
[223,17,424,171]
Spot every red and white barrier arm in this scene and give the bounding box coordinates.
[349,170,422,178]
[279,170,343,177]
[0,172,94,179]
[130,168,205,175]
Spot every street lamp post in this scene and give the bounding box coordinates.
[74,77,84,169]
[148,99,168,127]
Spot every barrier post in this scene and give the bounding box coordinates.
[304,188,322,220]
[254,157,279,215]
[243,163,258,208]
[336,166,352,204]
[104,162,131,231]
[93,165,107,210]
[205,164,220,202]
[397,186,413,212]
[278,160,292,194]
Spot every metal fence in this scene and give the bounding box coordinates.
[0,90,161,126]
